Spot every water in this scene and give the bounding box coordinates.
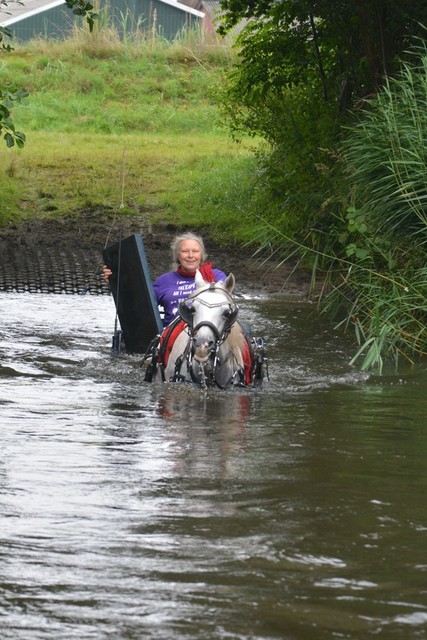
[1,292,426,640]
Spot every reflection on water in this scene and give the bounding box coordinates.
[0,292,426,640]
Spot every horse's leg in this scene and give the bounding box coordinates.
[163,333,191,383]
[211,326,247,388]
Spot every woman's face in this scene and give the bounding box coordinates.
[178,239,202,272]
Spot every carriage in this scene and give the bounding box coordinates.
[103,234,267,389]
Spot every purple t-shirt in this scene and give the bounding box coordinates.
[153,269,227,326]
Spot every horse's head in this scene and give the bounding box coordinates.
[178,271,239,363]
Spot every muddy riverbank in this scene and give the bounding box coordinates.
[0,211,313,296]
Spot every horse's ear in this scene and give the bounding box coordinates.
[195,269,206,288]
[224,273,235,294]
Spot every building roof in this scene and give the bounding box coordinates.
[180,0,247,35]
[1,0,63,26]
[0,0,204,27]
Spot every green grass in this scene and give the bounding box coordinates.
[2,31,232,135]
[0,27,249,225]
[0,130,255,223]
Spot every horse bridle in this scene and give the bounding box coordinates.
[178,283,239,337]
[176,283,240,387]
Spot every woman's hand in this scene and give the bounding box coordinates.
[102,265,112,283]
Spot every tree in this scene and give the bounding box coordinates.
[218,0,427,107]
[215,0,427,223]
[64,0,97,31]
[0,0,98,147]
[217,0,427,371]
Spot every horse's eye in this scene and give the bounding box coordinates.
[187,305,195,314]
[223,308,231,318]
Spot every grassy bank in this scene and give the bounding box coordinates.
[0,29,257,239]
[2,131,253,223]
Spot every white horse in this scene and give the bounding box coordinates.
[146,271,266,389]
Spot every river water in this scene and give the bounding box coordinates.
[1,291,426,640]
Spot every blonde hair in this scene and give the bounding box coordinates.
[171,232,207,269]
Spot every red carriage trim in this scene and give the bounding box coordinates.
[158,320,187,368]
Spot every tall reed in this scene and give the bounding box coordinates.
[323,42,427,371]
[221,41,427,372]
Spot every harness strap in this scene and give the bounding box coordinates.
[251,336,268,386]
[172,353,186,382]
[141,318,187,382]
[141,334,161,382]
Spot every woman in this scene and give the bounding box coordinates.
[153,232,226,326]
[103,231,226,327]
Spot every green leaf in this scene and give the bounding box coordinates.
[4,133,14,148]
[355,247,369,259]
[345,243,357,256]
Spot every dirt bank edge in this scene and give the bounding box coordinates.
[0,211,313,297]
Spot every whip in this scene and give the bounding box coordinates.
[109,147,127,355]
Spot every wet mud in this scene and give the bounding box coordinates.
[0,211,312,296]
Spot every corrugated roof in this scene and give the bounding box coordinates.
[1,0,64,26]
[0,0,204,26]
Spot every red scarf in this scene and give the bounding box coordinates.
[177,261,216,282]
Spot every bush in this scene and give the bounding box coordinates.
[324,42,427,371]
